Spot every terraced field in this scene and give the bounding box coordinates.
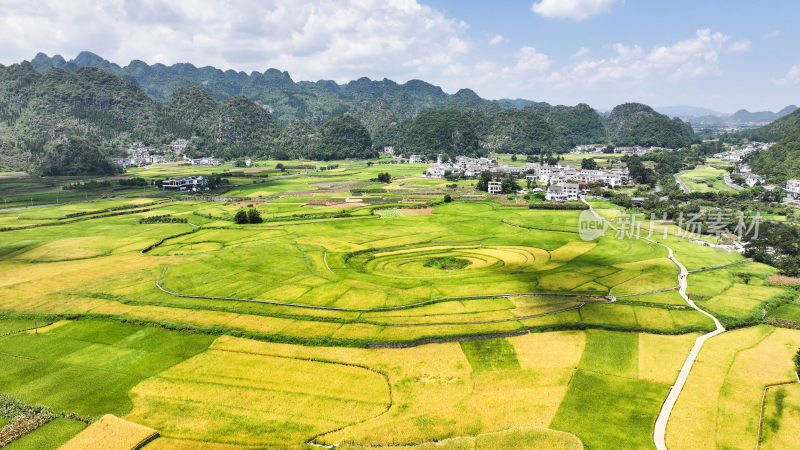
[0,161,796,448]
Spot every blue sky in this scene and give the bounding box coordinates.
[1,0,797,112]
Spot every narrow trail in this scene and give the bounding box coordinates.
[580,197,725,450]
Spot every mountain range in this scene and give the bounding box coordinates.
[0,51,703,173]
[655,104,798,127]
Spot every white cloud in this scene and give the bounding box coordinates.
[469,46,551,90]
[0,0,470,84]
[764,30,780,39]
[728,40,751,53]
[488,34,505,45]
[531,0,620,21]
[553,29,732,86]
[773,65,800,86]
[572,47,591,59]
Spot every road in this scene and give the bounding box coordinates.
[580,197,726,450]
[674,171,690,193]
[723,173,744,190]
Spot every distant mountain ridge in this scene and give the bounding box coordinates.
[29,51,499,127]
[657,104,798,127]
[0,51,703,173]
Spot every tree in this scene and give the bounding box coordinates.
[581,158,597,170]
[476,171,493,192]
[247,208,262,224]
[234,209,248,224]
[500,177,520,194]
[603,145,615,154]
[377,172,391,183]
[511,154,517,161]
[443,194,452,203]
[316,114,375,160]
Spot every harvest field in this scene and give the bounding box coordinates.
[678,165,736,193]
[0,160,798,448]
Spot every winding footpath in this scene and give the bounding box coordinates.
[581,197,725,450]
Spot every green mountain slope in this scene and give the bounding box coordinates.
[739,108,800,142]
[604,103,695,148]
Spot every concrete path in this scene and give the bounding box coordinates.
[580,197,726,450]
[723,173,744,191]
[674,171,690,193]
[651,246,725,450]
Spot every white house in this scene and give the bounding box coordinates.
[546,183,579,202]
[487,181,502,195]
[786,179,800,199]
[741,172,764,188]
[409,154,425,164]
[161,176,208,191]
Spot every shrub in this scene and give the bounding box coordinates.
[139,215,188,224]
[794,349,800,375]
[443,194,452,203]
[247,208,262,224]
[234,210,248,224]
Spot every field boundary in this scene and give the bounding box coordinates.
[687,258,753,273]
[756,379,799,449]
[155,267,628,313]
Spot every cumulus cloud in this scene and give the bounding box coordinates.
[572,47,591,59]
[531,0,620,21]
[773,65,800,85]
[469,46,551,91]
[488,34,505,45]
[551,29,732,86]
[728,40,751,53]
[0,0,469,83]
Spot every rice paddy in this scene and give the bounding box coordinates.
[1,159,796,448]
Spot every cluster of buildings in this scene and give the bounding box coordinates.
[525,164,629,187]
[714,142,773,162]
[734,164,765,188]
[110,139,225,168]
[189,157,223,166]
[161,175,209,192]
[423,155,529,178]
[111,142,168,168]
[424,156,628,188]
[614,146,672,155]
[572,145,672,155]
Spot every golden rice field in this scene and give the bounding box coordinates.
[1,165,797,449]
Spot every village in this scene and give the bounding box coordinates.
[110,139,226,169]
[422,154,629,201]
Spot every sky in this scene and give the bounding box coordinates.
[0,0,798,112]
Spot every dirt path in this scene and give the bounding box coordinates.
[580,197,726,450]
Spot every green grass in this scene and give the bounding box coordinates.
[6,418,87,449]
[460,338,521,371]
[550,370,667,450]
[0,320,214,417]
[679,165,735,193]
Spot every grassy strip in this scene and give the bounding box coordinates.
[0,311,712,350]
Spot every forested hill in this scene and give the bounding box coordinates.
[745,109,800,182]
[604,103,695,148]
[737,108,800,143]
[0,52,700,173]
[30,51,473,127]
